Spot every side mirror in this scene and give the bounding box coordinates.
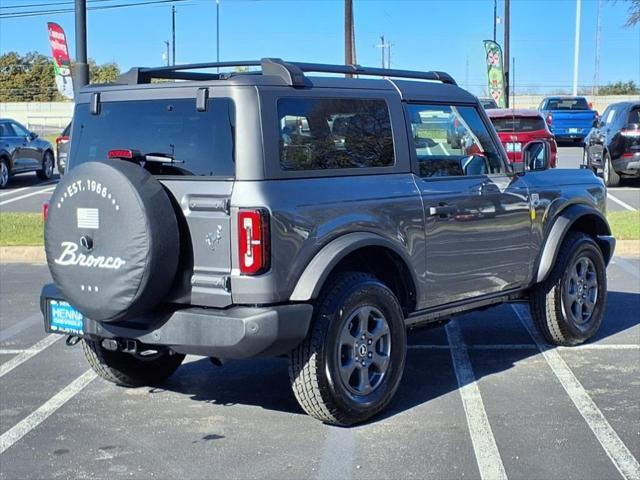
[592,117,600,128]
[512,161,525,175]
[522,141,550,172]
[29,132,38,140]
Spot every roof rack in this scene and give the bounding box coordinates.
[116,58,457,87]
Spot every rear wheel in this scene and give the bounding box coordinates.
[0,159,9,189]
[603,152,620,187]
[37,151,54,180]
[82,339,185,387]
[529,232,607,346]
[288,272,407,426]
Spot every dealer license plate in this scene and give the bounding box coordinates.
[568,128,579,134]
[506,142,521,152]
[48,300,84,335]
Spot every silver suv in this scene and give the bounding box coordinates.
[41,59,615,425]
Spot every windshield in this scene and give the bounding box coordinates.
[545,98,590,111]
[490,116,547,132]
[69,98,235,177]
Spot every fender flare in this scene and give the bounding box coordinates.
[290,232,418,302]
[535,203,613,284]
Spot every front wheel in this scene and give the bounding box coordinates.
[82,339,185,387]
[603,152,620,187]
[288,272,407,426]
[529,232,607,346]
[0,159,9,189]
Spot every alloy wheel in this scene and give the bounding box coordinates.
[563,255,599,328]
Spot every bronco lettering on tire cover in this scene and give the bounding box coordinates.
[45,160,179,322]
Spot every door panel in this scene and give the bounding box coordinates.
[405,102,531,307]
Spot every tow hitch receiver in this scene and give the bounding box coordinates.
[100,338,138,354]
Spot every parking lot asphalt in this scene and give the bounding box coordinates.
[0,259,638,479]
[1,146,637,215]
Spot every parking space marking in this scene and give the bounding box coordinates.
[612,257,640,280]
[0,313,42,342]
[0,187,29,198]
[0,334,61,378]
[318,426,354,480]
[0,186,55,206]
[607,193,638,212]
[513,304,640,480]
[0,349,31,355]
[445,319,508,480]
[0,369,97,455]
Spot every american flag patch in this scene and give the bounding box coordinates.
[77,208,99,229]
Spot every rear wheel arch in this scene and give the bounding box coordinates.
[535,204,613,284]
[290,233,418,316]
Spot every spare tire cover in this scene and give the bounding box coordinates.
[45,160,179,322]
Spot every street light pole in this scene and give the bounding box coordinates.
[164,40,170,66]
[493,0,497,43]
[216,0,220,72]
[572,0,582,96]
[172,5,176,66]
[74,0,89,88]
[504,0,510,108]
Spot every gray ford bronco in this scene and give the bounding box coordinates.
[40,59,615,426]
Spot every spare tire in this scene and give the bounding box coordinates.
[45,160,179,323]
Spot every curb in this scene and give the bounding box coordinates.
[1,241,638,265]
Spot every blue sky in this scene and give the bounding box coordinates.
[1,0,639,95]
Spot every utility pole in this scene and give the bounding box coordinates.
[216,0,220,71]
[504,0,510,108]
[344,0,355,76]
[493,0,497,42]
[172,5,176,66]
[74,0,89,88]
[376,35,391,68]
[572,0,581,96]
[593,0,602,96]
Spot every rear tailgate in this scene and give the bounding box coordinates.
[549,110,595,136]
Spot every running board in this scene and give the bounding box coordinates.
[405,289,526,328]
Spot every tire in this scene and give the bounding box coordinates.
[530,232,607,346]
[288,272,407,426]
[82,339,185,387]
[45,160,180,322]
[37,151,54,180]
[0,158,9,189]
[603,152,620,187]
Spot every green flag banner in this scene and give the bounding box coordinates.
[483,40,506,108]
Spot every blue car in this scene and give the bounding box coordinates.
[539,96,597,145]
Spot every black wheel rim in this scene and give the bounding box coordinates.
[336,306,391,396]
[45,154,53,177]
[563,255,599,327]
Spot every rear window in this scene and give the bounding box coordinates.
[490,116,546,132]
[545,98,590,111]
[278,98,394,171]
[69,98,234,177]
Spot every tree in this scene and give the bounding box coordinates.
[89,60,120,84]
[624,0,640,25]
[598,80,639,95]
[0,51,63,102]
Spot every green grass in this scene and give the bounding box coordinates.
[43,134,57,146]
[607,211,640,240]
[0,213,44,246]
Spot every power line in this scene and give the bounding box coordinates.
[0,0,115,10]
[0,0,192,19]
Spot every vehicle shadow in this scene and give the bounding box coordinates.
[153,290,640,424]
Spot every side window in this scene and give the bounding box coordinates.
[278,98,394,171]
[603,107,616,126]
[406,104,504,178]
[11,122,29,137]
[0,123,15,137]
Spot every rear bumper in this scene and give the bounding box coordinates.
[40,283,313,359]
[612,155,640,177]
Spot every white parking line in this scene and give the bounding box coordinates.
[0,187,29,198]
[513,304,640,480]
[0,369,96,455]
[0,349,32,355]
[0,334,61,378]
[445,319,508,480]
[0,186,55,206]
[318,426,354,480]
[0,313,42,342]
[607,193,638,212]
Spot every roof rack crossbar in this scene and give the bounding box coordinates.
[115,58,456,86]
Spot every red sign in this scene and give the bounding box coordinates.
[47,22,74,98]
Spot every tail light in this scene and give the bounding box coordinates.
[108,149,136,159]
[546,114,553,126]
[620,128,640,138]
[238,209,270,275]
[42,202,49,222]
[55,135,69,145]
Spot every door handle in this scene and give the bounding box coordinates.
[428,203,457,218]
